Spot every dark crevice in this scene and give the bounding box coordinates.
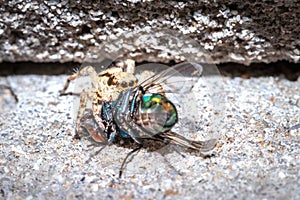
[217,61,300,81]
[0,61,299,81]
[0,62,80,75]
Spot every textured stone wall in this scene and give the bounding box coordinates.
[1,0,299,64]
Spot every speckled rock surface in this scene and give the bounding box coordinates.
[0,70,299,199]
[1,0,299,64]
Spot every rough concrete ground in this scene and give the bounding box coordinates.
[0,71,299,199]
[2,1,300,64]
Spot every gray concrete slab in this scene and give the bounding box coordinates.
[0,73,299,199]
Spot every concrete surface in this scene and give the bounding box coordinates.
[1,1,299,64]
[0,72,299,199]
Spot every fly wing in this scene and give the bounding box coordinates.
[134,62,217,151]
[159,131,217,152]
[135,62,203,94]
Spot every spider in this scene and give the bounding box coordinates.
[60,59,138,144]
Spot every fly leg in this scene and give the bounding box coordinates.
[112,89,147,178]
[119,143,142,178]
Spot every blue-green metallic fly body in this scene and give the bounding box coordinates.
[108,61,217,153]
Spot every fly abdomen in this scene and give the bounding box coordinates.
[134,93,178,135]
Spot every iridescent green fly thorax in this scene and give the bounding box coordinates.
[134,93,178,134]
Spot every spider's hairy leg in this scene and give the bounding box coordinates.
[75,88,93,133]
[60,66,99,96]
[89,91,107,143]
[114,59,135,73]
[75,88,105,143]
[79,111,107,143]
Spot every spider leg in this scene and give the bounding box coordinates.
[60,66,99,96]
[74,88,93,133]
[72,87,106,144]
[90,93,108,143]
[79,111,107,144]
[114,59,135,73]
[60,73,79,96]
[60,66,108,142]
